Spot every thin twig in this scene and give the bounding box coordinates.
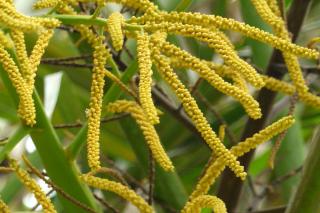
[41,61,94,68]
[268,93,298,168]
[42,55,92,62]
[93,193,120,213]
[22,155,97,213]
[148,148,155,205]
[0,167,14,173]
[53,113,130,129]
[31,189,55,211]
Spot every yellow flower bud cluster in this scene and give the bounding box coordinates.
[55,4,134,172]
[145,22,264,89]
[107,0,158,13]
[151,44,246,180]
[0,46,36,126]
[107,100,174,171]
[0,0,60,32]
[251,0,320,108]
[0,0,56,126]
[137,33,159,124]
[0,31,12,49]
[86,35,108,171]
[9,159,57,213]
[29,29,55,86]
[135,11,319,60]
[33,0,61,9]
[107,12,125,51]
[81,174,154,213]
[181,195,227,213]
[161,41,261,119]
[189,115,294,200]
[0,198,10,213]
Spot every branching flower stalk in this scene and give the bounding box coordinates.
[9,159,57,213]
[188,115,295,200]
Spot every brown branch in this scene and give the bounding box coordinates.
[93,193,120,213]
[41,55,92,62]
[53,113,129,129]
[217,0,313,211]
[31,189,55,211]
[22,155,97,213]
[148,148,155,205]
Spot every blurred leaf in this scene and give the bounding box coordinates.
[271,117,305,202]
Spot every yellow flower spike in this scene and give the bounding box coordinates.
[251,0,320,108]
[81,174,154,213]
[0,45,36,126]
[213,65,248,92]
[137,12,319,60]
[151,46,246,180]
[0,0,60,31]
[29,29,55,87]
[107,100,174,171]
[9,159,56,213]
[0,198,10,213]
[33,0,60,9]
[107,0,159,13]
[54,4,113,171]
[161,42,262,119]
[266,0,281,17]
[107,12,125,51]
[181,195,227,213]
[145,23,264,88]
[0,30,12,49]
[86,36,108,171]
[261,75,295,95]
[10,30,30,80]
[189,115,294,200]
[137,33,159,124]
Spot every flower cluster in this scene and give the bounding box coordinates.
[0,0,58,126]
[1,0,319,212]
[107,100,173,171]
[9,159,57,213]
[0,198,10,213]
[81,173,154,213]
[181,195,227,213]
[137,33,159,124]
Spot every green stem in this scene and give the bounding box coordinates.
[0,126,29,163]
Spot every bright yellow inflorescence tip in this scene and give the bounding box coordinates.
[107,12,125,51]
[81,174,154,213]
[107,100,174,171]
[181,195,227,213]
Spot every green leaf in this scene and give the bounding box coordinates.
[0,126,29,163]
[286,127,320,213]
